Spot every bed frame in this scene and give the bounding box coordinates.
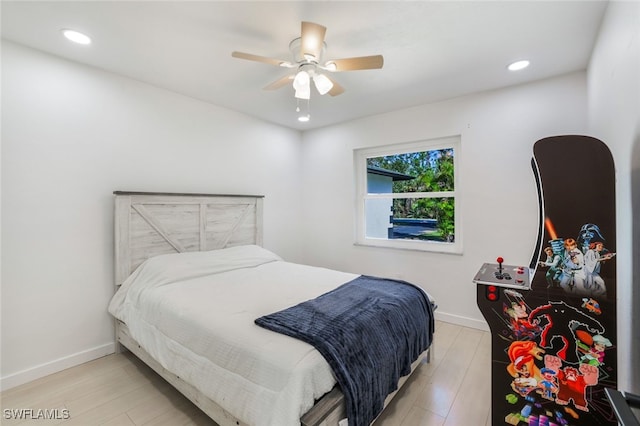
[112,191,430,426]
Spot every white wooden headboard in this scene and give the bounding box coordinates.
[114,191,264,286]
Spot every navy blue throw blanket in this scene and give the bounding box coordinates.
[255,275,434,426]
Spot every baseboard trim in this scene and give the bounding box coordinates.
[0,343,116,391]
[435,310,489,331]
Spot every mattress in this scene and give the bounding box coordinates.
[108,245,360,426]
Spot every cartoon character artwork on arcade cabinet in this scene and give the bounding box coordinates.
[475,135,618,426]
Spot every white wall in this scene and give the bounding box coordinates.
[300,72,588,329]
[0,41,304,390]
[587,0,640,394]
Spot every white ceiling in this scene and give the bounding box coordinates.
[1,1,608,131]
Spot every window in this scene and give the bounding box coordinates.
[354,136,462,253]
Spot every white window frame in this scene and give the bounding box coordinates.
[354,135,462,254]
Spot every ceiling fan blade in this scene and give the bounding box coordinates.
[263,74,294,91]
[325,55,384,71]
[300,21,327,61]
[327,78,345,96]
[232,51,292,67]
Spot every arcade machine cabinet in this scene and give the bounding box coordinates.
[474,135,618,426]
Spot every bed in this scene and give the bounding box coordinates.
[108,191,435,426]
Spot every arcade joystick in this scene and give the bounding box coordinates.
[472,257,531,290]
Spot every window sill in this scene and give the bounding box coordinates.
[355,239,463,255]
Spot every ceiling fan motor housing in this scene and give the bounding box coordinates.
[289,37,326,64]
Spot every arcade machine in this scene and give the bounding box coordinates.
[474,135,618,426]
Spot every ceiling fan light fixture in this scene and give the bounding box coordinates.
[295,88,310,100]
[298,114,311,122]
[293,70,311,99]
[313,73,334,95]
[293,70,310,90]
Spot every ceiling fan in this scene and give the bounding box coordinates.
[231,21,384,100]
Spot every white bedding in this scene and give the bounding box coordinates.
[108,245,360,426]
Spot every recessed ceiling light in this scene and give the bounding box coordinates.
[61,29,91,45]
[507,60,530,71]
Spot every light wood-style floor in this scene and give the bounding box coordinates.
[0,321,491,426]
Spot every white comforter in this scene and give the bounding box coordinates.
[108,245,359,426]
